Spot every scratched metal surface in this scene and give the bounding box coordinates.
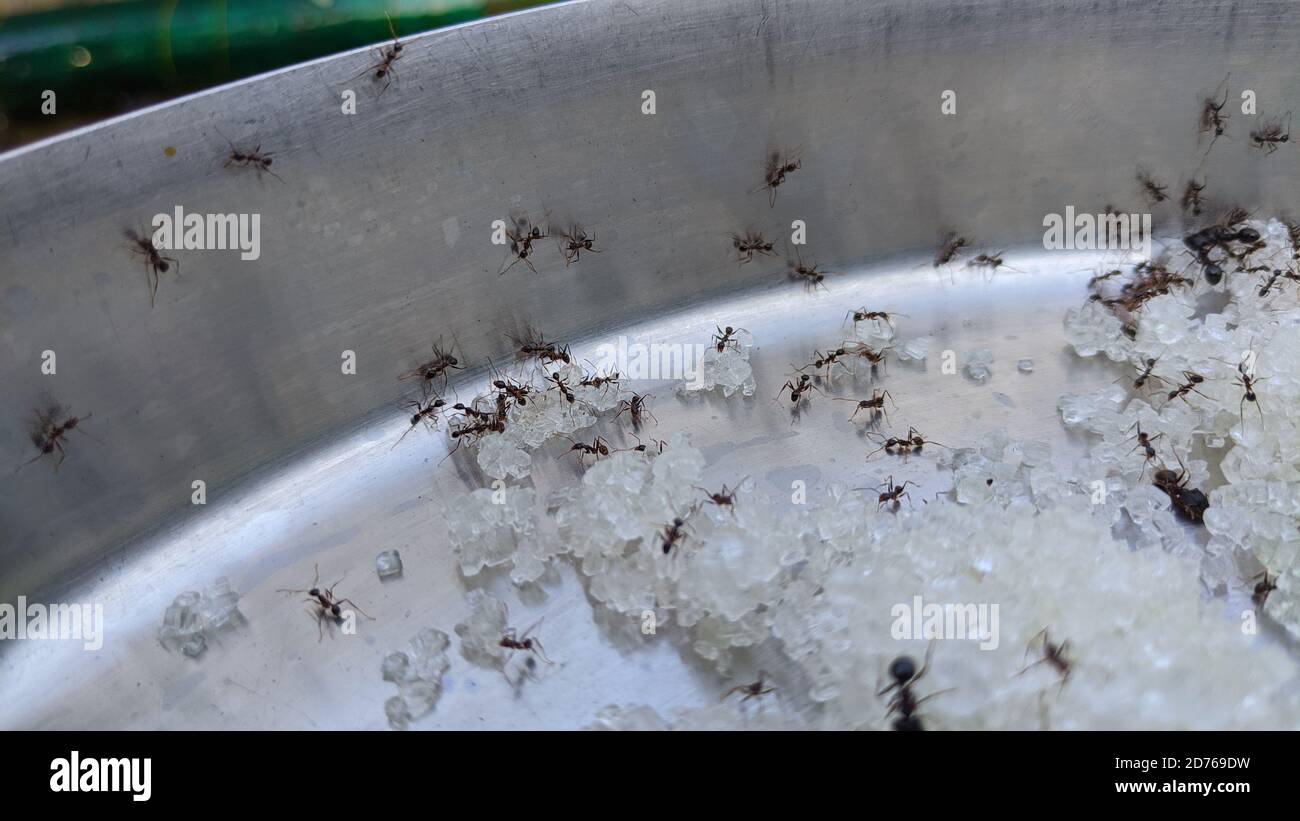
[1,0,1298,729]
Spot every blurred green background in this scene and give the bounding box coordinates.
[0,0,553,151]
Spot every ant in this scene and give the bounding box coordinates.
[562,436,613,463]
[578,368,620,392]
[1152,455,1209,524]
[500,214,549,275]
[756,148,801,207]
[731,230,777,264]
[1229,354,1264,421]
[835,388,894,424]
[723,672,776,703]
[799,347,852,380]
[392,396,447,448]
[872,475,918,511]
[867,427,947,460]
[1249,571,1277,608]
[18,404,95,473]
[492,376,534,407]
[125,228,178,308]
[695,479,746,515]
[218,130,282,182]
[1164,370,1210,407]
[500,619,553,665]
[1016,628,1072,694]
[1258,268,1300,296]
[1136,167,1168,203]
[712,324,746,353]
[844,342,891,375]
[1180,178,1207,216]
[1199,75,1230,153]
[658,515,692,556]
[544,371,576,404]
[353,12,404,95]
[558,223,600,266]
[934,231,969,266]
[1124,356,1167,391]
[399,338,463,394]
[1126,422,1164,476]
[967,250,1021,274]
[1088,268,1123,288]
[1251,112,1292,154]
[510,325,571,365]
[615,392,656,429]
[786,250,829,292]
[878,642,946,731]
[777,373,818,407]
[277,564,373,642]
[846,308,904,332]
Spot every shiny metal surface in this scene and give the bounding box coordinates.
[1,0,1297,729]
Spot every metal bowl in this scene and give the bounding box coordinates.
[1,0,1297,729]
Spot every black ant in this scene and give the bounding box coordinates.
[695,479,746,514]
[1126,422,1163,476]
[352,12,404,95]
[125,228,178,308]
[1136,167,1168,203]
[558,223,599,266]
[878,642,946,731]
[562,436,613,463]
[1199,75,1230,153]
[17,404,95,473]
[1249,571,1277,608]
[492,376,534,407]
[1180,178,1207,216]
[967,250,1021,274]
[392,396,447,448]
[723,672,776,703]
[1229,355,1264,421]
[843,341,891,374]
[510,325,571,365]
[777,373,818,407]
[500,214,549,275]
[799,347,852,380]
[866,426,947,459]
[1152,455,1209,524]
[731,229,777,264]
[277,564,373,642]
[846,308,904,332]
[934,231,969,266]
[872,475,917,511]
[1260,267,1300,296]
[712,324,746,353]
[835,389,894,424]
[1016,628,1072,694]
[615,392,656,429]
[1164,370,1210,407]
[786,250,829,292]
[1251,112,1292,154]
[578,369,620,392]
[399,338,463,394]
[500,619,553,665]
[218,130,283,182]
[658,515,692,555]
[1125,356,1167,391]
[544,371,576,404]
[756,148,801,207]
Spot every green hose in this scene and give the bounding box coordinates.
[0,0,551,149]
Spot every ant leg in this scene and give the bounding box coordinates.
[333,597,373,620]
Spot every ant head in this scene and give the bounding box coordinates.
[889,656,916,684]
[157,261,170,272]
[309,587,321,597]
[672,517,685,526]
